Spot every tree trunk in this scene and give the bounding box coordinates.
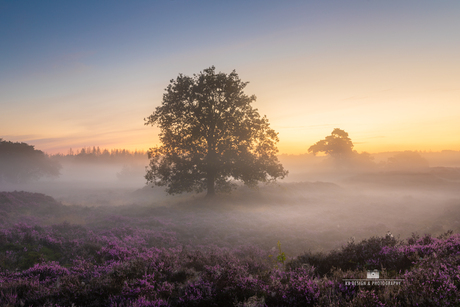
[206,120,217,197]
[206,172,215,197]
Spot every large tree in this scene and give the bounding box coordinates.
[144,67,287,196]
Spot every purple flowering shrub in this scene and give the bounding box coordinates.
[397,254,460,305]
[1,191,460,306]
[289,232,410,277]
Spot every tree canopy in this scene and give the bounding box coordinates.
[0,139,61,183]
[308,128,354,161]
[308,128,375,170]
[144,66,287,196]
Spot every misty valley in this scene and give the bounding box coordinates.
[1,142,460,306]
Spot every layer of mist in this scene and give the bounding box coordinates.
[1,149,460,257]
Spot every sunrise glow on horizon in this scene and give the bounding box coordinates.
[1,1,460,155]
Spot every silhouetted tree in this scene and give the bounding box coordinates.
[144,66,287,196]
[0,139,61,183]
[308,128,354,161]
[308,128,375,170]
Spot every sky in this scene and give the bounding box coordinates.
[1,0,460,155]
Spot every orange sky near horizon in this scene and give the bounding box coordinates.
[1,1,460,156]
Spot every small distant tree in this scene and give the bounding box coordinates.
[308,129,374,170]
[145,66,287,196]
[0,139,61,183]
[308,128,354,161]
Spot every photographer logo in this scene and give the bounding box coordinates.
[367,269,379,279]
[343,270,403,286]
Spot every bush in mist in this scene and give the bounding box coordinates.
[116,163,147,181]
[0,139,61,183]
[385,151,429,172]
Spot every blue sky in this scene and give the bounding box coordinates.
[1,0,460,154]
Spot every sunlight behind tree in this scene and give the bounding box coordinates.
[144,67,287,196]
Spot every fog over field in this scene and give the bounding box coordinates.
[2,149,460,257]
[3,124,460,306]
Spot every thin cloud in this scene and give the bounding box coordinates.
[341,96,368,101]
[278,124,339,129]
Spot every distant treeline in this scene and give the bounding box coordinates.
[0,139,61,183]
[51,146,148,163]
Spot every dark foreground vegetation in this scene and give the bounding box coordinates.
[1,191,460,306]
